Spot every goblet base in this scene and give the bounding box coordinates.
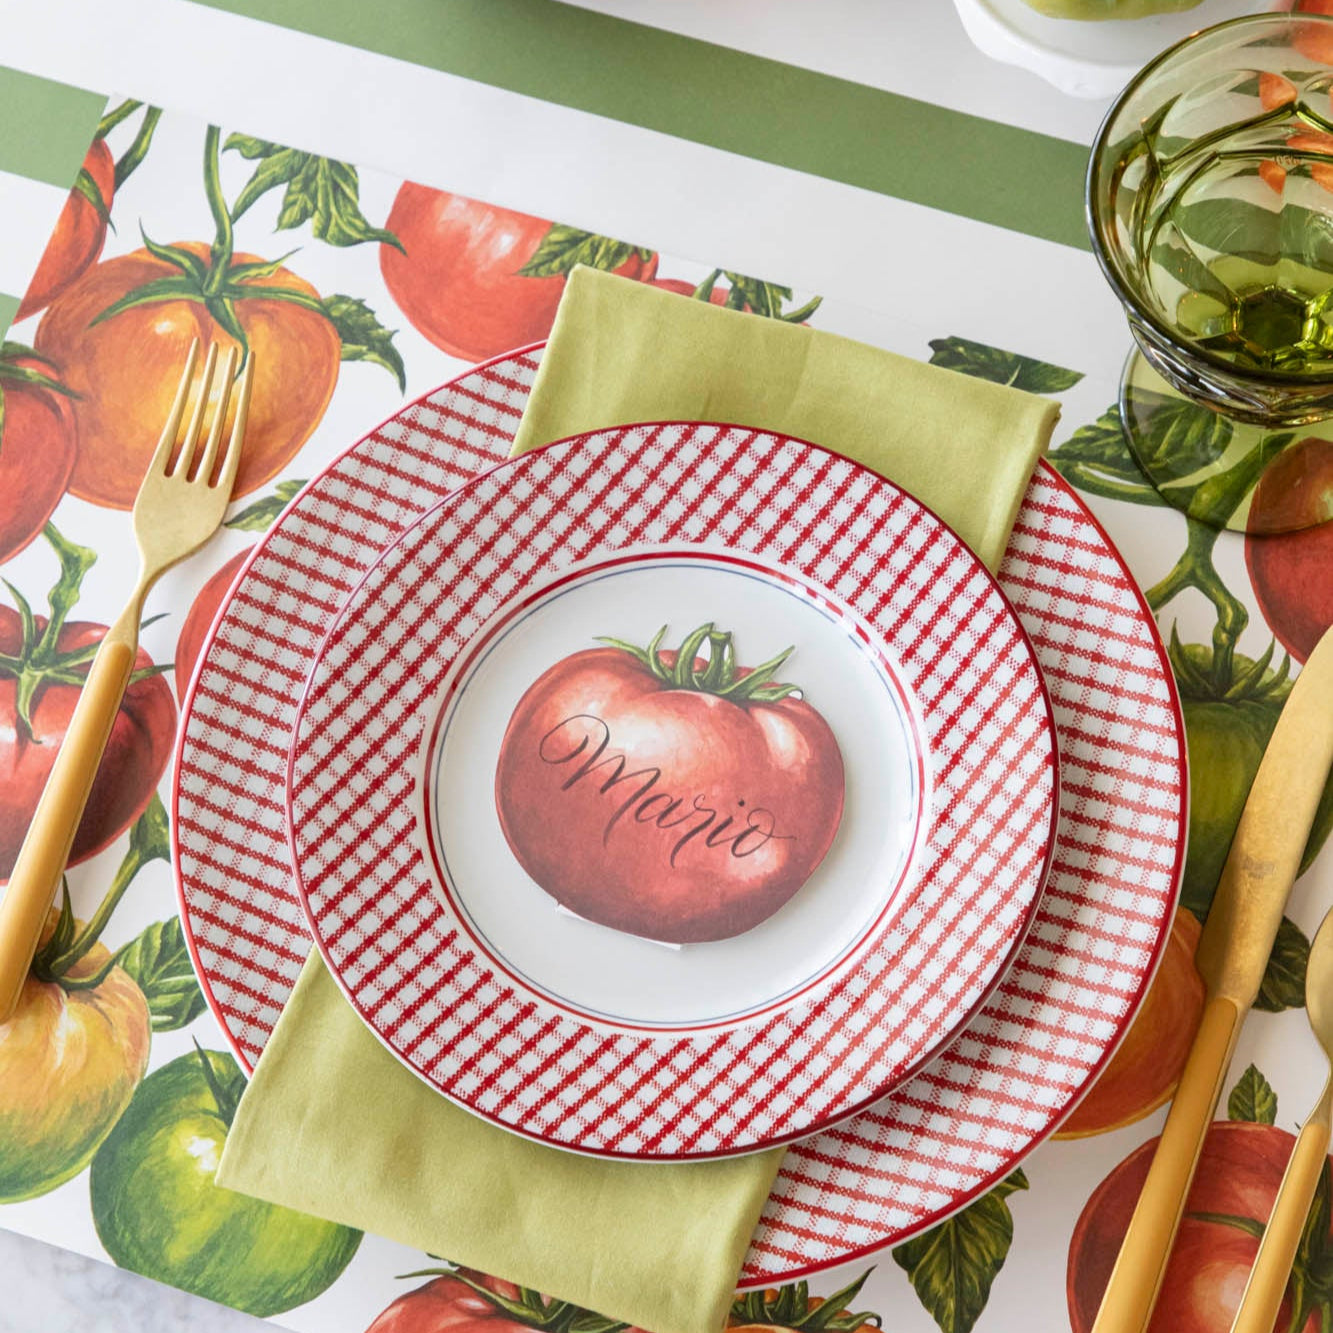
[1121,351,1333,535]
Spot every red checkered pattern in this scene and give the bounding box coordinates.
[174,353,540,1068]
[286,423,1057,1157]
[172,350,1184,1272]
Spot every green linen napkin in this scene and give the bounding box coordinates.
[217,266,1060,1333]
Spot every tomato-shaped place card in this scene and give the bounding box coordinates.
[287,423,1058,1157]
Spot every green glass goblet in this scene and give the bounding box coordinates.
[1089,12,1333,533]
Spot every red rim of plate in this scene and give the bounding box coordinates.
[283,421,1060,1159]
[171,345,1186,1278]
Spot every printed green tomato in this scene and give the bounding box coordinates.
[0,917,150,1201]
[1173,641,1333,919]
[90,1048,361,1316]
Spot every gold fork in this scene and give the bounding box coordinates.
[0,339,253,1020]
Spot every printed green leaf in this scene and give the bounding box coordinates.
[515,223,654,279]
[116,917,207,1032]
[73,165,112,227]
[321,294,406,391]
[1227,1064,1278,1124]
[1255,915,1310,1013]
[224,135,402,250]
[225,478,306,531]
[927,336,1083,393]
[1173,198,1333,275]
[892,1168,1028,1333]
[1128,389,1234,480]
[1049,406,1164,507]
[712,270,822,323]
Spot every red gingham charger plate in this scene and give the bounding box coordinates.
[173,348,1187,1277]
[284,422,1059,1159]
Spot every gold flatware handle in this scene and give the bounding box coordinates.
[0,622,137,1019]
[1230,1111,1332,1333]
[1092,993,1242,1333]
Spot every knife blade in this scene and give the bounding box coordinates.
[1091,622,1333,1333]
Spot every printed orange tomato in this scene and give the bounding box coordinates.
[380,185,658,362]
[494,625,844,943]
[0,909,150,1201]
[15,139,114,323]
[174,549,250,703]
[1055,909,1204,1138]
[34,242,340,509]
[1246,438,1333,663]
[0,344,76,567]
[1068,1121,1329,1332]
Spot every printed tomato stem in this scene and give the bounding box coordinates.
[35,523,97,659]
[729,1271,880,1331]
[112,105,161,193]
[5,524,98,737]
[202,125,235,297]
[597,623,798,702]
[406,1269,629,1333]
[192,1040,242,1126]
[1144,517,1249,686]
[96,98,142,139]
[44,795,170,976]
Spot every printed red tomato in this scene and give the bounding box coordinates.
[174,549,250,703]
[0,605,176,880]
[0,910,150,1201]
[494,625,845,944]
[366,1268,877,1333]
[1056,909,1204,1138]
[651,277,730,305]
[0,346,76,566]
[15,139,114,323]
[367,1272,540,1333]
[380,186,658,362]
[35,243,340,509]
[1068,1121,1329,1332]
[1246,437,1333,663]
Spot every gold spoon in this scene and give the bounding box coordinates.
[1229,906,1333,1333]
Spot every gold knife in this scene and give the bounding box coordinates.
[1091,622,1333,1333]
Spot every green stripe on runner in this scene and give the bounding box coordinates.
[0,292,19,339]
[190,0,1090,250]
[0,68,104,187]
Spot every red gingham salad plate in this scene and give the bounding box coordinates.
[173,349,1187,1275]
[283,423,1059,1159]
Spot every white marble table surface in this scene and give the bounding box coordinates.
[1,1228,268,1332]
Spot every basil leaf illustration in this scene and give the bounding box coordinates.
[1227,1064,1279,1124]
[927,336,1083,393]
[515,223,653,279]
[892,1168,1028,1333]
[225,135,402,251]
[321,293,406,391]
[1255,916,1310,1014]
[117,917,207,1033]
[225,478,306,532]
